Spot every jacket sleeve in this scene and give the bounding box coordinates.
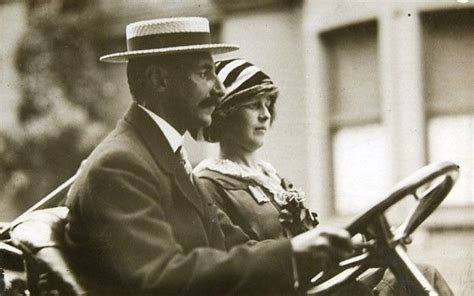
[68,151,296,296]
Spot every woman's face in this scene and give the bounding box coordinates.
[221,94,273,152]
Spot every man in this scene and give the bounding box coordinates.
[64,17,352,295]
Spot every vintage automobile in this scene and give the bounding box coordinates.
[0,161,459,296]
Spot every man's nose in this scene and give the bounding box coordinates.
[211,76,226,98]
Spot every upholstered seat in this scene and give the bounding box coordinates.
[9,207,87,296]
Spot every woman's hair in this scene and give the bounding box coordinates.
[202,59,279,142]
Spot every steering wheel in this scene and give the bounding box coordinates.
[307,161,459,296]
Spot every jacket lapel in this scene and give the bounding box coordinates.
[124,103,205,216]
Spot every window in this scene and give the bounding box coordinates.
[422,9,474,205]
[333,124,390,214]
[321,21,388,215]
[428,116,473,205]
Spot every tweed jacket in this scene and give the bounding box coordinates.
[64,103,295,295]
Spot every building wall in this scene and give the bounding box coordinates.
[202,4,473,293]
[301,1,474,294]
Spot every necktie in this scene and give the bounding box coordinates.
[176,145,194,182]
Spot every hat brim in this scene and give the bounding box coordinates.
[100,43,239,63]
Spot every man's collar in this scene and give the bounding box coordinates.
[138,105,184,152]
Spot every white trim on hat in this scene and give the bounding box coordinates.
[100,44,239,63]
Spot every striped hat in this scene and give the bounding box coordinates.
[194,58,278,142]
[215,59,276,106]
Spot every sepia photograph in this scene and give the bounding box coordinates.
[0,0,473,295]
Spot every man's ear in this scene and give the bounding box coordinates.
[146,64,168,92]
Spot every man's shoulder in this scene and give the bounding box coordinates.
[65,124,162,212]
[68,124,153,191]
[89,120,152,165]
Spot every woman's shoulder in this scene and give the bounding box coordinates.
[194,158,250,189]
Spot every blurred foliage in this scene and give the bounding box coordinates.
[0,0,113,215]
[0,132,28,208]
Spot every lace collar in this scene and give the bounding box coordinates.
[194,158,285,195]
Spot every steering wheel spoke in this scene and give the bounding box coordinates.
[338,252,371,268]
[307,263,369,295]
[388,245,439,296]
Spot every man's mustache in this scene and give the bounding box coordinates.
[200,95,222,108]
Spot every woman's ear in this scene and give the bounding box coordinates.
[146,64,168,92]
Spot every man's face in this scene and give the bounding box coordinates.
[162,52,225,133]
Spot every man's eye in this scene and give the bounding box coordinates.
[246,103,259,109]
[199,69,214,79]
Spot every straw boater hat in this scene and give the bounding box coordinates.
[100,17,239,63]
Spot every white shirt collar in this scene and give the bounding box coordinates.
[138,105,184,153]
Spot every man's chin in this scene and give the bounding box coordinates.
[198,109,214,125]
[188,120,210,141]
[201,117,213,128]
[195,115,212,129]
[202,105,216,115]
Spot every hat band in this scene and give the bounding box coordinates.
[127,32,211,51]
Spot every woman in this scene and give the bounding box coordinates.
[194,58,318,241]
[194,59,454,295]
